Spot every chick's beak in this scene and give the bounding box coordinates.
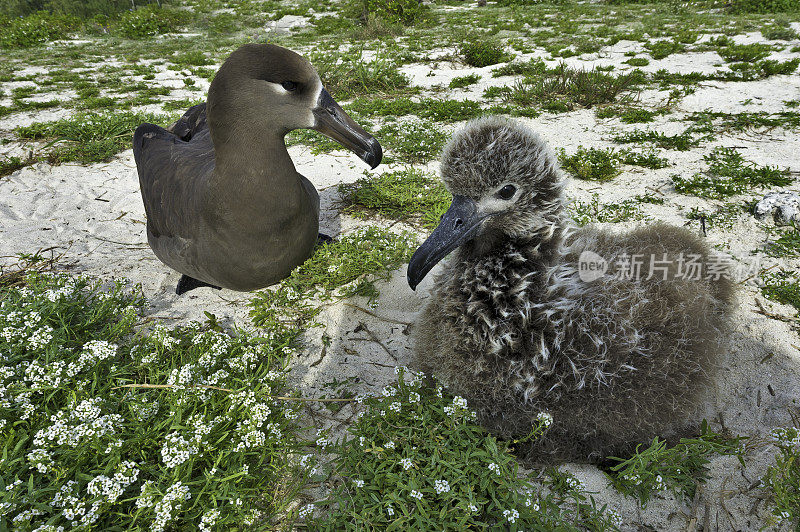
[407,195,486,290]
[312,88,382,169]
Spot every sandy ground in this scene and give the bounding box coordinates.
[2,32,800,531]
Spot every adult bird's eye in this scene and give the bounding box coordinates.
[497,184,517,200]
[281,81,298,92]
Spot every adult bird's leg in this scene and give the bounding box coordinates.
[176,275,222,295]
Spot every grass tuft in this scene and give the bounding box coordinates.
[312,369,622,530]
[672,147,792,198]
[461,38,513,67]
[559,146,622,182]
[16,111,174,164]
[607,422,744,507]
[338,167,451,228]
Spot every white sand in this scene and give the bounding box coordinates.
[1,33,800,531]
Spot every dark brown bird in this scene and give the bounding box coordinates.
[133,44,381,295]
[408,117,735,463]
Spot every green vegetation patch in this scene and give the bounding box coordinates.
[312,49,411,100]
[717,42,774,63]
[571,194,647,226]
[0,271,307,529]
[730,0,800,13]
[645,39,686,60]
[377,118,449,164]
[348,97,483,122]
[338,167,451,228]
[763,425,800,527]
[596,106,660,123]
[16,111,175,164]
[250,226,416,327]
[765,222,800,257]
[461,38,513,67]
[607,422,744,507]
[448,74,481,89]
[0,11,79,48]
[761,270,800,314]
[115,4,187,38]
[614,130,698,151]
[559,146,622,182]
[672,147,792,198]
[312,369,623,530]
[360,0,428,25]
[486,64,637,111]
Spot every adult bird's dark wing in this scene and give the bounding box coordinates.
[132,104,215,272]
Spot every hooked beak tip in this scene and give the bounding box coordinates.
[363,139,382,169]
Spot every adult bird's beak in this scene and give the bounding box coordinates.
[312,87,382,169]
[407,195,487,290]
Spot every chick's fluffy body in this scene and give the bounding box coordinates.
[413,117,734,463]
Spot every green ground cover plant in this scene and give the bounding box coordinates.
[763,424,800,527]
[311,368,624,530]
[614,130,698,151]
[559,146,622,182]
[377,118,449,164]
[311,48,411,99]
[730,0,800,13]
[348,97,483,122]
[765,222,800,257]
[115,4,187,38]
[0,270,308,530]
[460,38,513,67]
[486,64,637,111]
[448,74,480,89]
[606,422,744,507]
[0,10,78,47]
[359,0,427,25]
[16,110,175,164]
[571,194,646,226]
[338,167,451,228]
[686,202,746,230]
[250,226,417,327]
[761,270,800,314]
[672,147,792,198]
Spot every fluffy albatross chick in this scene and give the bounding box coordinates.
[133,44,382,295]
[408,117,735,463]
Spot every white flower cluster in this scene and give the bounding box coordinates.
[161,431,200,468]
[400,458,413,470]
[26,447,53,473]
[565,476,582,490]
[536,412,553,427]
[409,490,423,500]
[67,340,117,376]
[443,396,470,418]
[199,508,220,532]
[151,481,192,532]
[353,479,365,488]
[503,508,519,524]
[25,360,66,389]
[298,503,315,519]
[433,479,450,494]
[34,398,123,448]
[84,462,140,507]
[771,427,800,447]
[488,462,500,475]
[607,508,623,527]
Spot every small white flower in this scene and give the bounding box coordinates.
[488,462,500,475]
[400,458,413,470]
[503,508,519,524]
[298,503,315,519]
[353,479,365,488]
[536,412,553,427]
[387,506,395,516]
[468,504,478,512]
[434,479,450,494]
[385,440,396,450]
[409,490,423,500]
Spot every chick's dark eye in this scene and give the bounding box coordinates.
[497,184,517,200]
[281,81,298,92]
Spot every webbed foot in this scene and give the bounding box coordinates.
[176,275,222,295]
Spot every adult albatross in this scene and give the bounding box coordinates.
[133,44,382,295]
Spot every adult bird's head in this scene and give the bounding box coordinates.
[207,44,382,169]
[407,117,565,290]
